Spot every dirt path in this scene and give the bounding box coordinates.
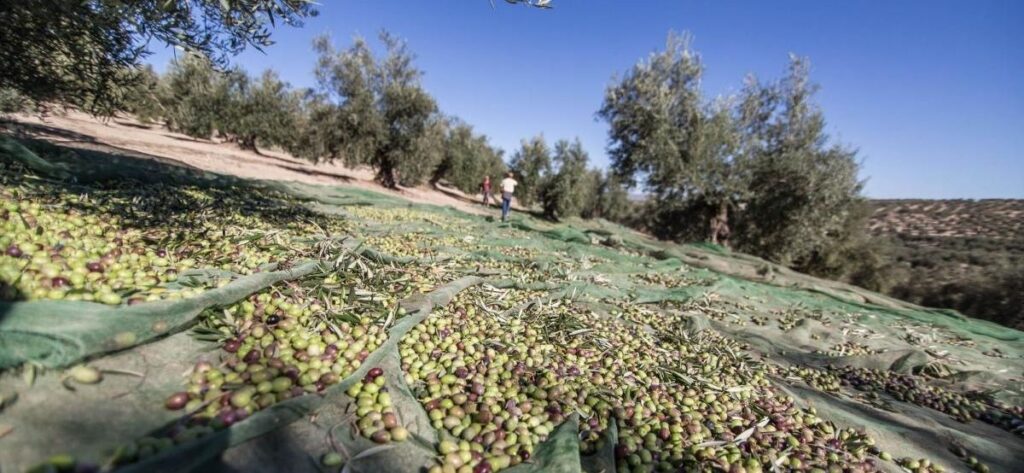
[9,110,500,217]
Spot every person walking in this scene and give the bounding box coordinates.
[500,172,518,222]
[481,176,492,206]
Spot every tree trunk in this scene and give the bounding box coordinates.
[709,201,730,247]
[378,161,398,189]
[238,136,259,154]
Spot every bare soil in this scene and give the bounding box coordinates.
[8,110,504,217]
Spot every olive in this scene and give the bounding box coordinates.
[165,392,190,410]
[242,349,261,363]
[321,452,343,467]
[50,276,70,287]
[67,365,102,384]
[223,339,241,353]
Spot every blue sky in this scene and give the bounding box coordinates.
[147,0,1023,199]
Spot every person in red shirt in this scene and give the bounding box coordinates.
[481,176,492,206]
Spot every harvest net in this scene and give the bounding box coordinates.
[1,136,1022,473]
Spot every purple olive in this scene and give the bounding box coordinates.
[319,372,339,385]
[86,261,104,273]
[223,339,241,353]
[242,349,261,363]
[217,409,239,427]
[51,276,70,288]
[5,245,23,258]
[367,367,384,380]
[165,392,190,410]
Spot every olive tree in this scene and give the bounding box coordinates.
[120,65,165,124]
[589,172,631,222]
[289,92,344,163]
[598,33,743,242]
[0,0,315,114]
[219,70,301,152]
[508,135,552,207]
[601,33,869,275]
[308,32,440,188]
[540,139,594,220]
[432,120,507,194]
[733,56,866,268]
[161,54,233,139]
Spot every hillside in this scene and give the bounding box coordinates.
[869,199,1024,328]
[870,199,1023,240]
[3,110,504,218]
[1,118,1023,473]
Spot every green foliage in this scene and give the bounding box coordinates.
[0,88,32,115]
[732,56,866,268]
[395,115,446,188]
[0,0,315,114]
[540,139,594,220]
[120,66,165,124]
[219,70,301,151]
[893,265,1024,329]
[149,55,301,153]
[875,203,1024,329]
[600,33,868,280]
[288,92,346,163]
[598,33,743,242]
[307,32,440,187]
[161,54,232,139]
[509,135,552,207]
[588,173,631,222]
[432,119,506,194]
[793,203,907,293]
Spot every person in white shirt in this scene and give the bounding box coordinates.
[499,172,518,222]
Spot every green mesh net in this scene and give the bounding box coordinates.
[1,136,1022,473]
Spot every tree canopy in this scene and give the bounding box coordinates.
[540,139,595,220]
[161,54,233,139]
[306,32,441,187]
[600,32,868,277]
[0,0,316,114]
[732,56,865,267]
[599,33,743,242]
[508,136,553,207]
[432,120,507,194]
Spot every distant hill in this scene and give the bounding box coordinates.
[870,199,1023,240]
[869,199,1024,328]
